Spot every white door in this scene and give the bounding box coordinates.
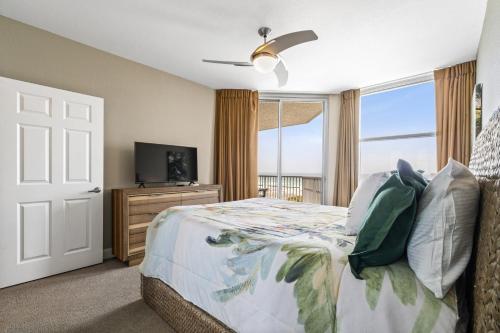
[0,76,103,288]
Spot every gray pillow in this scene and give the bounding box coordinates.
[345,172,390,235]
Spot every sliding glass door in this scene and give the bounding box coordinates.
[258,97,327,204]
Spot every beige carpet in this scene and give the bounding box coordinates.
[0,260,174,333]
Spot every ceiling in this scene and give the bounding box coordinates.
[0,0,487,93]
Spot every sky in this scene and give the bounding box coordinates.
[258,81,436,178]
[258,111,323,176]
[359,81,436,177]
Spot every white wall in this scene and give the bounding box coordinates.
[477,0,500,126]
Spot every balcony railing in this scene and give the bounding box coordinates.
[258,175,322,204]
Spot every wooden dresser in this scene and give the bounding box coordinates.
[112,184,222,266]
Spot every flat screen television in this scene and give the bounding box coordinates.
[135,142,198,184]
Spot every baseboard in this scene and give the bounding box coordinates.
[103,248,115,260]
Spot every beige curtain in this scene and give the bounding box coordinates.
[333,89,360,207]
[215,89,259,201]
[435,60,476,169]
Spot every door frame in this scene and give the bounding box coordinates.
[259,93,329,204]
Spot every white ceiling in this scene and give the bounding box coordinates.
[0,0,487,93]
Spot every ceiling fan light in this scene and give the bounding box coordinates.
[252,53,279,73]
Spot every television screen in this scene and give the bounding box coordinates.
[135,142,198,184]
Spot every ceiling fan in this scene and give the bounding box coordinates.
[202,27,318,87]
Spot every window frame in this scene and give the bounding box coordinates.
[359,73,436,175]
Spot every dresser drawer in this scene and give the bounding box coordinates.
[129,201,181,215]
[129,231,146,244]
[129,228,147,254]
[129,193,180,204]
[182,196,220,206]
[181,190,219,206]
[129,213,157,225]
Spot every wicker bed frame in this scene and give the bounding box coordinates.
[141,275,233,333]
[142,110,500,333]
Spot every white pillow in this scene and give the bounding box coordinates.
[407,159,479,298]
[345,172,390,235]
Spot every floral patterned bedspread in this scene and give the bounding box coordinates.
[140,198,458,333]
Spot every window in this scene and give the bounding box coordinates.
[359,81,436,180]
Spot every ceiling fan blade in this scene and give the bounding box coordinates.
[255,30,318,55]
[202,59,253,67]
[274,59,288,87]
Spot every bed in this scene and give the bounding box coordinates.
[140,110,500,333]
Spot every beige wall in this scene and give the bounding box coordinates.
[0,16,216,250]
[477,0,500,126]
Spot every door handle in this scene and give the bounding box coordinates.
[88,187,102,193]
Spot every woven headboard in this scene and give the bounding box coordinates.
[467,108,500,332]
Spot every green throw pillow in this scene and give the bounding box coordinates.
[348,159,429,279]
[348,174,414,278]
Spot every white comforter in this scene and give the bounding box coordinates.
[140,198,458,333]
